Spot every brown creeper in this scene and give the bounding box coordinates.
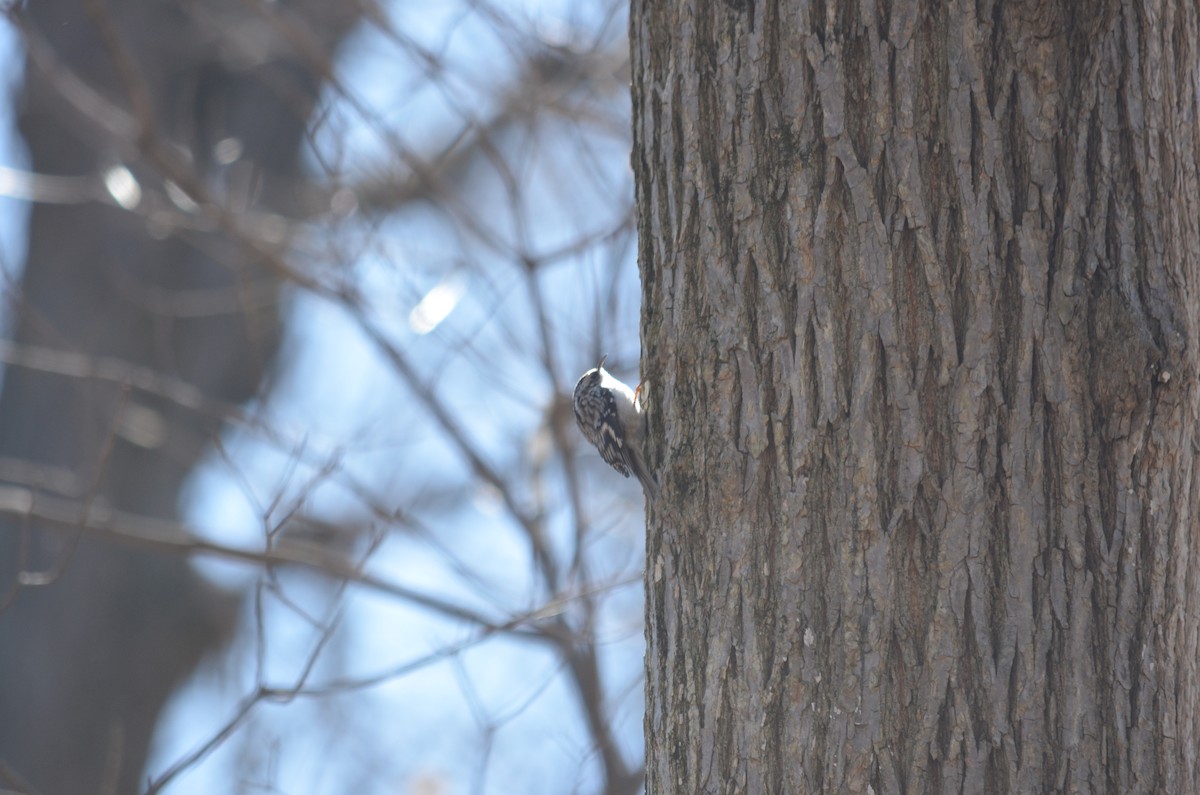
[572,356,658,500]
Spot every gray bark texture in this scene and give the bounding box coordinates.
[632,1,1200,792]
[0,2,356,792]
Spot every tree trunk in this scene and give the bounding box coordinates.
[632,1,1200,792]
[0,2,357,792]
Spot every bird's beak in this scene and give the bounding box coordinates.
[598,354,608,371]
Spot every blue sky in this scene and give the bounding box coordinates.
[0,21,29,277]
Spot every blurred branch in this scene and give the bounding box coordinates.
[0,339,238,421]
[0,166,103,205]
[0,761,43,795]
[12,383,129,590]
[348,306,565,596]
[350,39,629,217]
[0,485,516,632]
[144,580,348,795]
[0,339,411,533]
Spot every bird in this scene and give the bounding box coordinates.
[572,355,658,500]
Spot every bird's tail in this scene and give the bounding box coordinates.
[631,454,659,502]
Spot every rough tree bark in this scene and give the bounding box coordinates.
[0,2,357,793]
[633,1,1199,792]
